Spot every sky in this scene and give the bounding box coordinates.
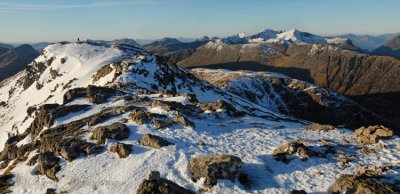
[0,0,400,43]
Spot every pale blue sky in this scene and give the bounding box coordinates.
[1,0,399,43]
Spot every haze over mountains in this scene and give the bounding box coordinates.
[337,33,400,51]
[0,28,400,193]
[373,36,400,58]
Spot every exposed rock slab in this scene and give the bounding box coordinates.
[140,134,173,149]
[92,122,130,144]
[354,125,393,144]
[110,143,132,158]
[189,155,243,187]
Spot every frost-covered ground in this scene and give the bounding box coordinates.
[0,42,399,194]
[5,97,400,194]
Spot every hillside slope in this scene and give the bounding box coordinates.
[0,44,39,81]
[0,42,399,194]
[178,38,400,130]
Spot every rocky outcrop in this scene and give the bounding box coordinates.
[23,57,54,90]
[63,85,119,104]
[272,141,315,162]
[189,155,243,187]
[354,125,394,144]
[140,134,173,149]
[37,152,61,181]
[198,100,244,117]
[129,109,152,125]
[29,104,91,140]
[109,143,132,158]
[173,112,194,127]
[302,123,335,132]
[332,174,399,194]
[152,118,173,129]
[40,136,103,162]
[92,122,130,144]
[136,171,195,194]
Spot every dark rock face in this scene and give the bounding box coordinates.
[109,143,132,158]
[332,174,399,194]
[189,155,243,187]
[0,173,14,193]
[28,104,91,140]
[92,122,130,144]
[140,134,173,149]
[37,152,61,181]
[272,141,315,162]
[354,125,394,144]
[63,85,119,104]
[291,190,307,194]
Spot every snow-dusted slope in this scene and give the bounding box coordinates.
[0,42,398,194]
[0,42,283,150]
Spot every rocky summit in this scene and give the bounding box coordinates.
[0,41,399,194]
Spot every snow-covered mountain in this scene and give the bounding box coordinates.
[218,29,351,46]
[0,41,399,194]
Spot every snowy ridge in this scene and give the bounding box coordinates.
[0,42,283,150]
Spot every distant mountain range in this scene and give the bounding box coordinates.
[172,29,400,130]
[372,36,400,58]
[0,44,39,81]
[336,33,400,51]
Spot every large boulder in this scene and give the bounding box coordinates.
[189,155,243,187]
[92,122,130,144]
[140,134,173,149]
[332,174,399,194]
[272,141,315,162]
[109,143,132,158]
[37,152,61,181]
[136,171,195,194]
[354,125,394,144]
